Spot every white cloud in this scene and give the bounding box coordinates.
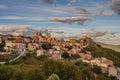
[0,25,48,36]
[48,27,87,39]
[48,16,92,25]
[0,16,45,21]
[83,29,120,45]
[0,25,119,45]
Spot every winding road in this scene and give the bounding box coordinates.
[0,51,25,64]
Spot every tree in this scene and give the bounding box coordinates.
[47,74,60,80]
[61,52,69,59]
[13,72,24,80]
[36,55,47,60]
[109,75,118,80]
[5,59,10,65]
[71,54,80,59]
[0,67,12,80]
[92,65,101,74]
[42,59,80,80]
[28,69,46,80]
[0,37,5,50]
[65,45,72,50]
[42,43,52,50]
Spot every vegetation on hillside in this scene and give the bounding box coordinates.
[0,54,19,62]
[0,54,118,80]
[100,43,120,52]
[42,43,52,50]
[61,52,80,60]
[0,37,5,50]
[84,44,120,67]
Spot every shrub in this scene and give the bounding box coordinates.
[92,65,102,74]
[61,52,69,59]
[42,43,52,50]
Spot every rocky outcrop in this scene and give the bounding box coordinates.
[79,36,93,47]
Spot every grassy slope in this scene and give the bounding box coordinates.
[0,54,118,80]
[84,44,120,67]
[0,54,19,62]
[99,43,120,52]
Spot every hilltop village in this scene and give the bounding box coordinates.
[0,32,120,78]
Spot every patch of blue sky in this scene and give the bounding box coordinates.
[0,0,119,33]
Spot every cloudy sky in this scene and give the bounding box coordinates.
[0,0,120,45]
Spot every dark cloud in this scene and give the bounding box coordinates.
[68,7,92,16]
[109,0,120,14]
[68,7,113,16]
[48,16,92,25]
[74,8,92,15]
[41,0,56,4]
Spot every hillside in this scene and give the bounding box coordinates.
[0,36,120,80]
[84,44,120,67]
[0,54,118,80]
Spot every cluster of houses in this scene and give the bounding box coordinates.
[80,55,117,76]
[0,33,119,78]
